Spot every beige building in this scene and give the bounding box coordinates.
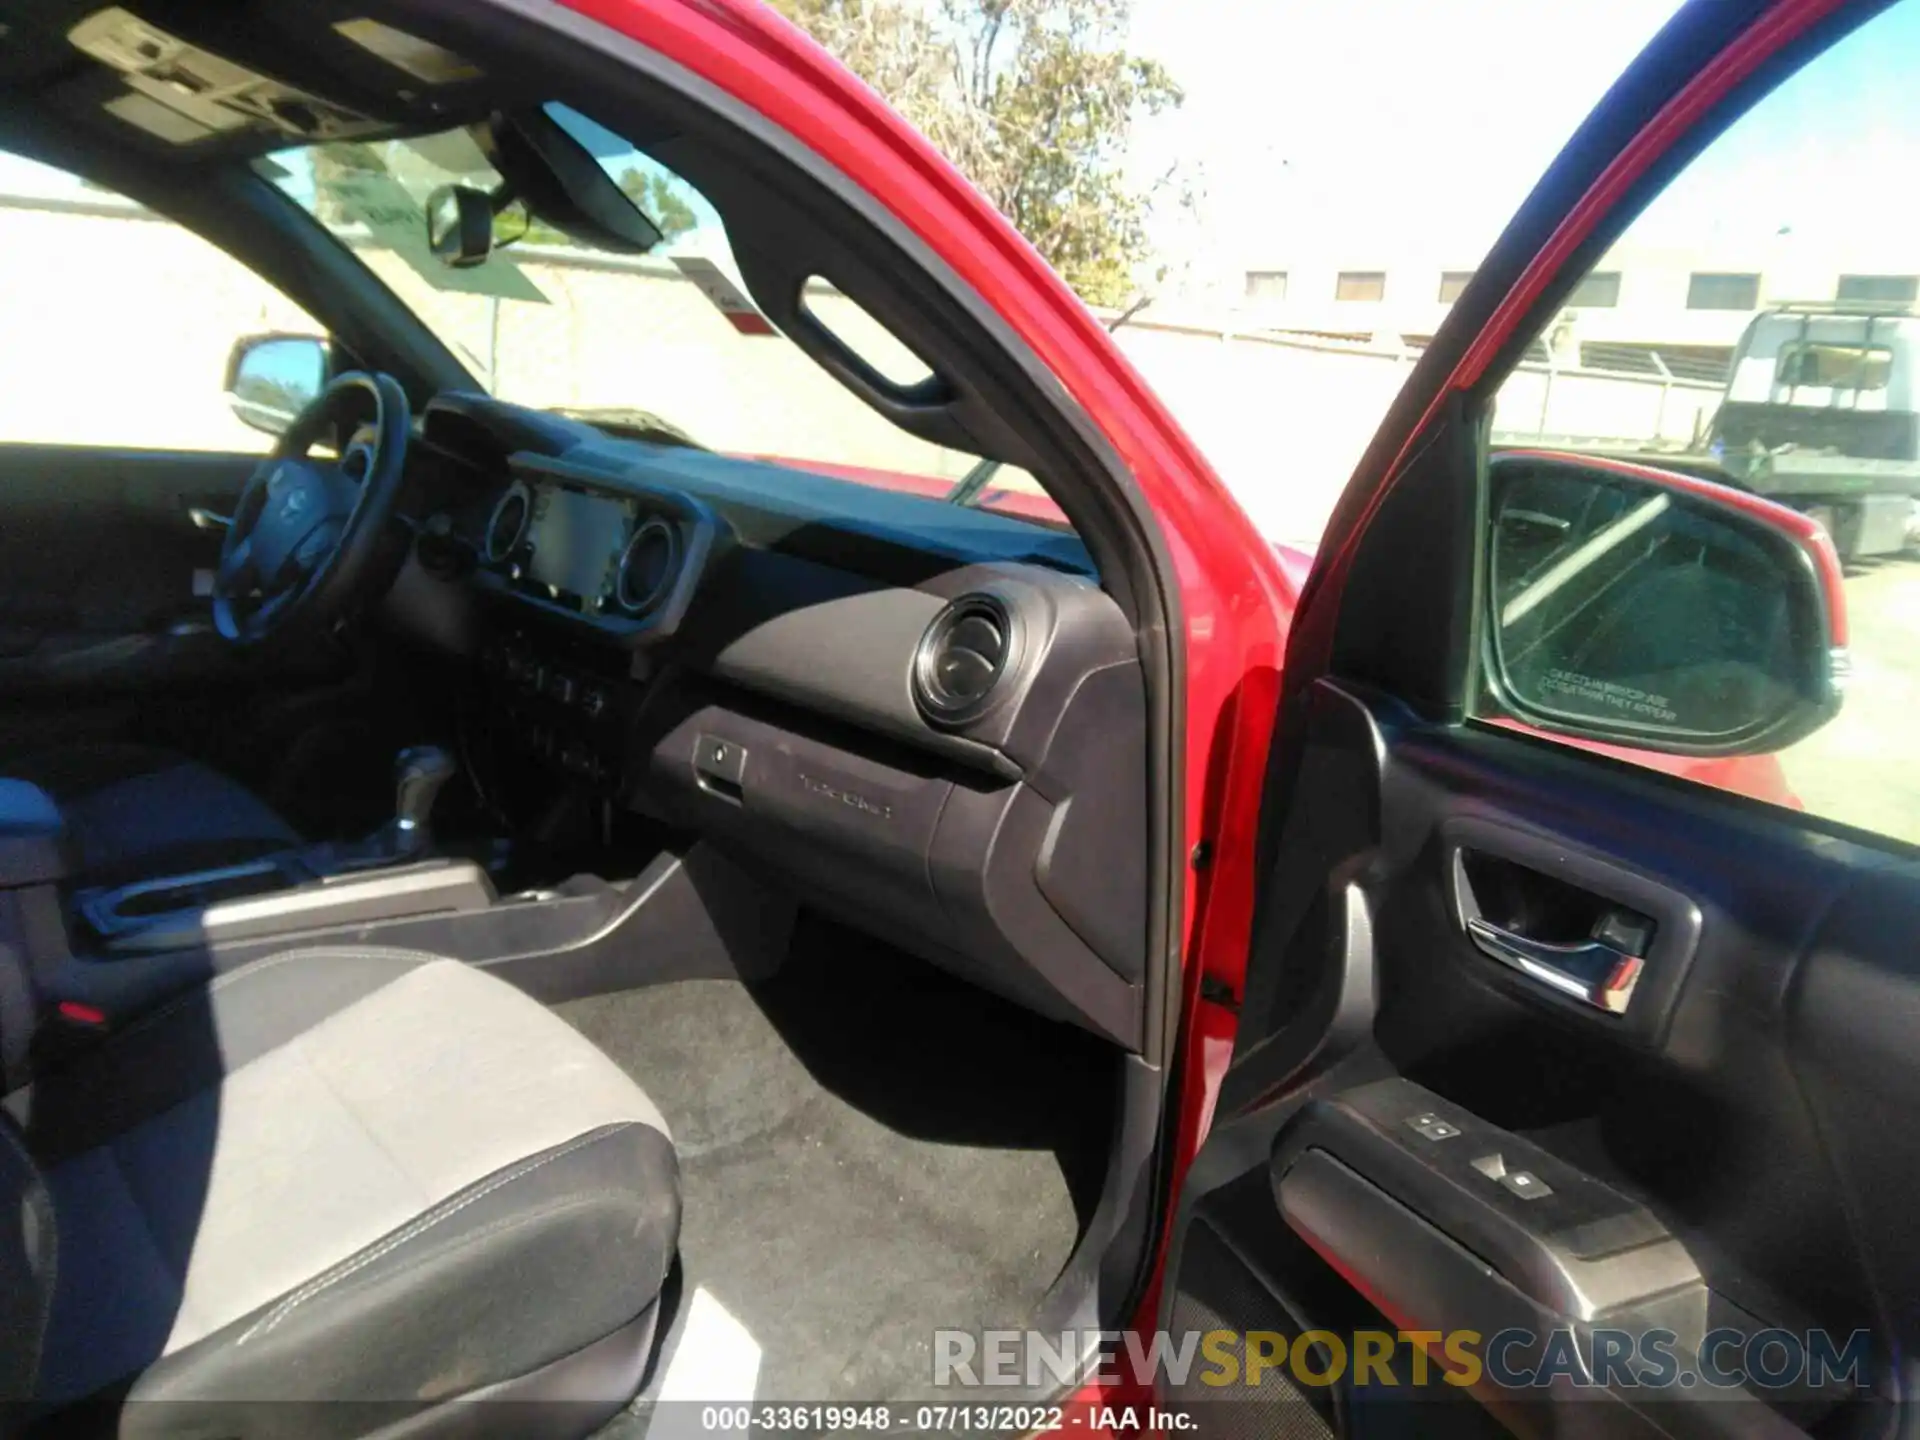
[1234,235,1920,383]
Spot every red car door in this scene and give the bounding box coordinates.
[1150,0,1920,1436]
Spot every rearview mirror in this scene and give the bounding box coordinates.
[1485,451,1845,755]
[224,333,329,437]
[426,185,497,268]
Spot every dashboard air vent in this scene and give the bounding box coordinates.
[913,595,1013,725]
[615,518,680,616]
[484,482,531,564]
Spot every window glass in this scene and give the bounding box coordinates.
[1484,0,1920,848]
[1776,342,1892,392]
[1836,273,1919,304]
[261,116,1069,529]
[1568,271,1621,308]
[1438,271,1475,303]
[1244,270,1288,301]
[0,154,317,451]
[1686,272,1762,311]
[1335,271,1386,302]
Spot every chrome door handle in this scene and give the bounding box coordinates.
[188,506,232,531]
[1465,918,1644,1014]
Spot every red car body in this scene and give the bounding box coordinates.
[565,0,1844,1421]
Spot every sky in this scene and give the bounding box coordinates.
[1122,0,1920,288]
[10,0,1920,286]
[1123,0,1687,279]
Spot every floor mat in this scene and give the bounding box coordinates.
[557,912,1116,1406]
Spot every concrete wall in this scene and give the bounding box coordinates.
[0,198,1720,549]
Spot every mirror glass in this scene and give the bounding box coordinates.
[1487,455,1836,751]
[228,335,326,435]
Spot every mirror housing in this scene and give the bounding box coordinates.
[486,108,662,255]
[1485,450,1846,756]
[426,185,497,268]
[224,333,329,437]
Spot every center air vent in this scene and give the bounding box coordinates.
[913,595,1014,725]
[615,518,680,616]
[484,481,531,564]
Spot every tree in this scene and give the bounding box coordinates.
[769,0,1185,305]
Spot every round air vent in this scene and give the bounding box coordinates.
[913,595,1014,725]
[615,518,680,616]
[484,481,532,564]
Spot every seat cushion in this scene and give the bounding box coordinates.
[5,946,679,1426]
[7,742,299,888]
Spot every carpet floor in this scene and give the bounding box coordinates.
[557,911,1116,1407]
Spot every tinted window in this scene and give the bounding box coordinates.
[1836,274,1918,304]
[1568,271,1621,307]
[1488,0,1920,848]
[1776,342,1892,391]
[1687,272,1761,310]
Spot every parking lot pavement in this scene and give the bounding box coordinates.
[1780,557,1920,847]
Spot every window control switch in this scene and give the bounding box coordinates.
[1407,1112,1462,1141]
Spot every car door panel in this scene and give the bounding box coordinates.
[1167,677,1906,1433]
[0,444,249,648]
[0,443,354,764]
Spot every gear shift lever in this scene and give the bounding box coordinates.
[390,745,456,858]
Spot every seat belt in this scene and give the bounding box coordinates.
[0,890,39,1094]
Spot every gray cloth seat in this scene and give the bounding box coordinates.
[1,946,680,1438]
[5,742,301,890]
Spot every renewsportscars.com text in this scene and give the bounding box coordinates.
[932,1326,1871,1393]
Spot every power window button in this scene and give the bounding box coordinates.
[1500,1170,1554,1201]
[1407,1113,1462,1142]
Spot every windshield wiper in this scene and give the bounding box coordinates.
[946,295,1153,508]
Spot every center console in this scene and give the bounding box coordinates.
[481,626,648,791]
[79,856,498,953]
[75,744,478,954]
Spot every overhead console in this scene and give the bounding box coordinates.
[67,8,388,146]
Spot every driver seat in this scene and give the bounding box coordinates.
[6,743,300,891]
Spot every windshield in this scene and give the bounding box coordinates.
[258,109,1063,527]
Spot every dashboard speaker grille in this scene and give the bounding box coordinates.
[914,595,1012,724]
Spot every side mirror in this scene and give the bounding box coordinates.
[426,185,497,268]
[224,334,329,437]
[1485,450,1846,756]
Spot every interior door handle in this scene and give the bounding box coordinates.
[188,506,232,531]
[1465,918,1644,1014]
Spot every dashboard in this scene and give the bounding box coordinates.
[399,393,1150,1050]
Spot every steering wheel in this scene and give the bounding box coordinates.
[214,371,412,646]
